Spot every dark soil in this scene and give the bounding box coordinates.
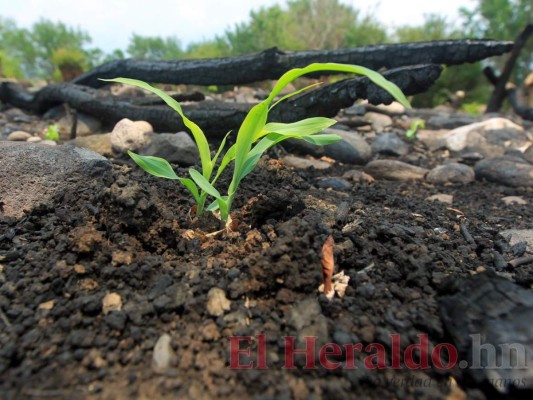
[1,154,532,400]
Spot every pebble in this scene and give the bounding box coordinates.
[110,118,153,154]
[152,334,176,373]
[416,129,452,151]
[371,132,409,156]
[363,112,393,132]
[524,145,533,164]
[27,136,42,143]
[474,157,533,187]
[57,112,102,139]
[342,169,375,183]
[7,130,32,141]
[499,229,533,252]
[322,128,372,164]
[501,196,527,205]
[364,160,428,181]
[426,163,475,184]
[102,292,122,314]
[426,114,476,129]
[316,177,351,190]
[426,194,453,205]
[206,288,231,317]
[139,132,199,165]
[282,155,330,170]
[67,133,112,156]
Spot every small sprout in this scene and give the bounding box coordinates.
[405,119,425,139]
[102,63,410,224]
[44,124,60,141]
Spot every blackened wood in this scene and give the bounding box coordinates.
[0,65,442,137]
[486,24,533,112]
[71,40,512,88]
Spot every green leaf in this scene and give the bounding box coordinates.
[302,134,341,145]
[189,168,222,199]
[212,131,231,167]
[179,178,201,203]
[128,151,180,179]
[269,81,323,111]
[102,78,213,178]
[263,117,337,137]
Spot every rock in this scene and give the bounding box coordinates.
[152,334,176,373]
[102,293,122,315]
[445,118,525,158]
[416,129,452,151]
[139,132,199,166]
[501,196,527,205]
[499,229,533,252]
[27,136,42,143]
[524,145,533,164]
[474,157,533,187]
[316,177,351,191]
[282,155,331,170]
[110,118,153,154]
[322,128,372,164]
[0,142,112,218]
[426,163,475,184]
[41,140,57,146]
[57,113,102,139]
[343,104,366,116]
[371,132,409,156]
[342,169,375,183]
[7,130,32,141]
[363,112,393,132]
[425,194,453,205]
[67,134,112,156]
[206,288,231,317]
[372,101,405,114]
[364,160,428,181]
[439,273,533,394]
[4,108,29,122]
[426,114,477,129]
[104,311,127,331]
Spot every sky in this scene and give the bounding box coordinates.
[1,0,475,53]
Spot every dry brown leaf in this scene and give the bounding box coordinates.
[321,235,335,296]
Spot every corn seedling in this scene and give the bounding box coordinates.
[405,119,425,139]
[103,63,410,224]
[44,124,60,141]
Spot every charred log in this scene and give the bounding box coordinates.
[0,64,442,137]
[71,40,512,88]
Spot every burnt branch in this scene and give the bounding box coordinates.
[71,40,512,88]
[0,65,442,137]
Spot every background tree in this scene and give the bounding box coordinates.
[127,34,183,60]
[461,0,533,83]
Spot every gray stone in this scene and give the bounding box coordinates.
[524,145,533,164]
[7,130,32,141]
[139,132,199,166]
[475,157,533,187]
[206,288,231,317]
[343,104,366,116]
[282,155,330,170]
[363,112,393,132]
[499,229,533,252]
[57,113,103,139]
[27,136,42,143]
[152,334,176,373]
[416,129,452,151]
[67,133,112,156]
[110,118,153,154]
[364,160,428,181]
[323,128,372,164]
[427,114,477,129]
[0,142,111,218]
[426,163,475,184]
[316,177,351,191]
[371,132,409,156]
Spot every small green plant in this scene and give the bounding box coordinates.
[405,119,425,139]
[44,124,60,141]
[103,63,410,224]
